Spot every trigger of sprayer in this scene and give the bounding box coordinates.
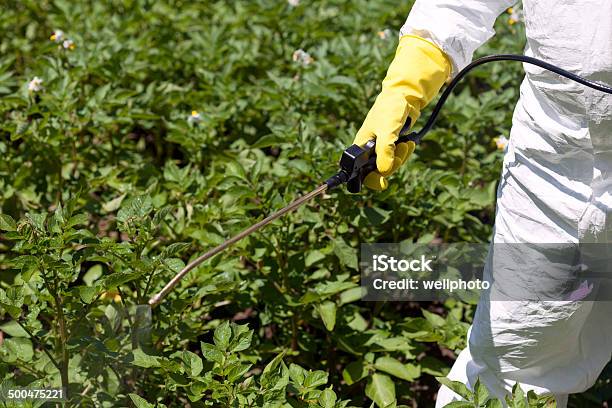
[325,119,419,193]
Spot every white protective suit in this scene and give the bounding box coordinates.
[400,1,612,406]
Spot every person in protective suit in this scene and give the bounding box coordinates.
[354,1,612,406]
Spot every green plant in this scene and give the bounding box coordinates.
[0,1,607,407]
[436,378,557,408]
[126,321,352,407]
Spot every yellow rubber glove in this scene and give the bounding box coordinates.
[354,35,451,190]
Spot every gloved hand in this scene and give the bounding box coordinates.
[354,35,451,190]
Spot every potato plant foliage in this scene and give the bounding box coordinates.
[0,0,609,407]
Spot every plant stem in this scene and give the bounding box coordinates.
[55,293,70,395]
[460,137,469,177]
[15,319,60,371]
[291,315,298,351]
[70,136,79,179]
[116,287,134,328]
[40,262,70,398]
[142,257,164,299]
[15,357,47,377]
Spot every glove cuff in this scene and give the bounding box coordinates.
[397,34,452,75]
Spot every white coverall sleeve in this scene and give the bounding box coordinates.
[400,0,518,75]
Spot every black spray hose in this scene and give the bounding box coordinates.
[327,54,612,193]
[401,54,612,143]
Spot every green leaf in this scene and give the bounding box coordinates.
[342,360,368,385]
[422,309,446,328]
[318,301,337,331]
[163,258,185,273]
[18,256,38,283]
[374,357,420,382]
[400,317,438,341]
[129,393,154,408]
[443,402,473,408]
[0,214,16,231]
[300,281,357,304]
[333,239,358,270]
[213,321,231,350]
[261,352,288,391]
[474,377,489,405]
[226,363,252,383]
[262,352,285,375]
[66,213,89,229]
[339,287,362,305]
[117,196,152,223]
[526,390,539,405]
[130,112,159,120]
[0,287,24,319]
[186,381,206,402]
[181,351,203,377]
[508,383,527,408]
[421,356,450,377]
[0,321,28,337]
[364,206,391,225]
[229,323,252,352]
[131,348,161,368]
[224,160,249,181]
[200,342,223,364]
[163,242,190,256]
[484,399,504,408]
[251,134,284,148]
[305,250,326,267]
[98,271,144,289]
[318,388,337,408]
[2,337,33,362]
[102,193,126,213]
[436,377,473,400]
[105,304,122,332]
[347,311,369,332]
[374,337,414,352]
[78,286,98,304]
[303,370,328,389]
[365,373,396,408]
[289,363,305,385]
[26,212,46,231]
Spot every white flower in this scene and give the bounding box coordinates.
[28,77,43,92]
[494,135,509,151]
[62,39,76,50]
[50,30,76,50]
[377,29,393,40]
[50,30,65,43]
[188,110,202,124]
[292,49,313,66]
[287,0,300,6]
[507,7,524,25]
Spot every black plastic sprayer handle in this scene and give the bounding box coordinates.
[325,119,418,193]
